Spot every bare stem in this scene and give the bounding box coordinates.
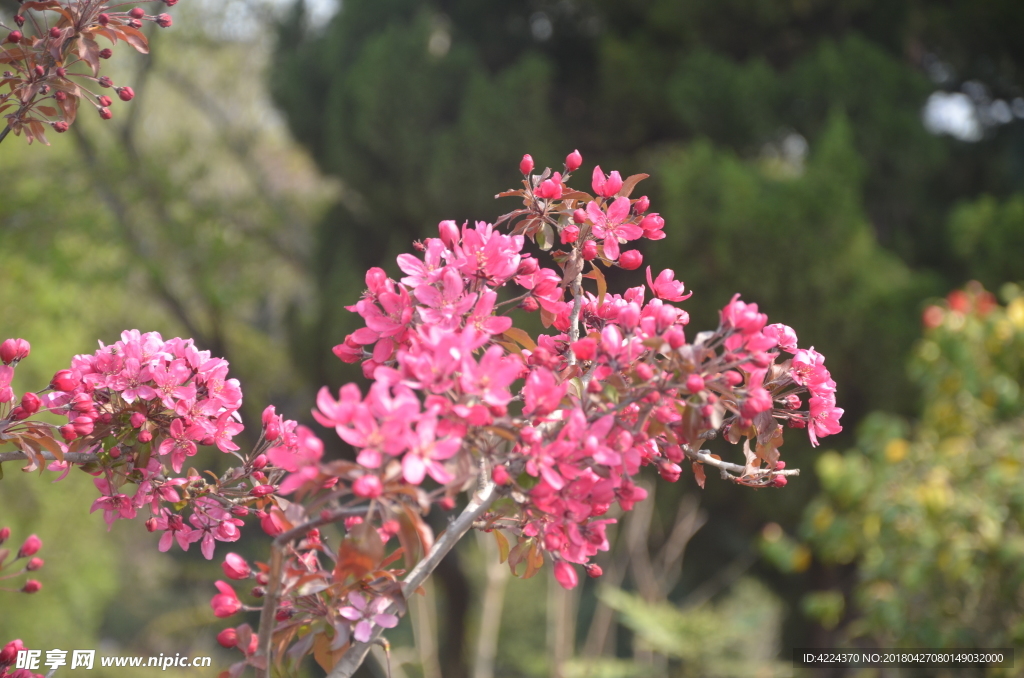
[685,446,800,479]
[0,124,11,145]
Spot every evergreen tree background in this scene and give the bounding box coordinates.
[269,0,1024,673]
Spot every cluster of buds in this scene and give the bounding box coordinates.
[0,0,176,143]
[0,529,43,595]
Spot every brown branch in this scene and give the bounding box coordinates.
[685,446,800,479]
[0,450,99,464]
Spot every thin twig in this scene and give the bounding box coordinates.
[685,446,800,478]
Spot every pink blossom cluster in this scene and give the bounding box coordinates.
[0,639,42,678]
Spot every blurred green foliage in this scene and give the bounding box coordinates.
[802,287,1024,654]
[564,579,788,678]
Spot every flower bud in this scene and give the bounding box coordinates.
[519,154,534,175]
[565,149,582,172]
[658,461,682,483]
[10,406,28,420]
[130,412,146,428]
[201,435,215,446]
[584,563,603,578]
[99,48,113,58]
[129,7,146,18]
[344,516,363,530]
[438,496,455,511]
[634,195,650,213]
[553,561,578,590]
[144,517,158,532]
[53,121,69,133]
[49,27,62,39]
[26,557,43,571]
[571,337,596,361]
[572,208,587,224]
[639,213,664,232]
[13,15,24,26]
[560,225,579,244]
[250,586,265,598]
[21,580,41,594]
[249,484,275,497]
[519,296,539,312]
[229,506,249,518]
[216,628,238,649]
[98,107,113,120]
[137,430,152,443]
[771,475,788,488]
[0,338,30,364]
[724,370,743,386]
[634,362,654,382]
[535,177,562,200]
[222,553,251,580]
[59,424,78,441]
[260,511,285,537]
[581,240,598,261]
[685,374,705,394]
[56,67,66,77]
[17,534,41,559]
[98,95,112,107]
[0,639,25,664]
[275,607,294,621]
[352,474,383,499]
[0,527,9,545]
[98,76,112,88]
[97,13,110,24]
[6,31,23,44]
[128,17,142,27]
[72,416,94,436]
[618,250,642,270]
[775,460,786,471]
[491,464,510,485]
[51,369,80,392]
[20,392,40,415]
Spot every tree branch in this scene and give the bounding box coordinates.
[0,450,99,464]
[327,475,499,678]
[685,446,800,479]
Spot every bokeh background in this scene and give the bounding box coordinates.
[2,0,1024,676]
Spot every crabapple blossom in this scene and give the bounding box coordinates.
[0,151,841,677]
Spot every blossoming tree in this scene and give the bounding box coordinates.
[0,151,843,676]
[0,92,843,678]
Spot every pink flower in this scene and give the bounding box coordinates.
[763,323,798,352]
[646,267,691,302]
[339,592,399,643]
[465,290,512,336]
[808,394,844,447]
[402,415,460,485]
[210,581,242,617]
[523,368,567,417]
[157,418,205,473]
[221,553,251,580]
[591,166,623,198]
[790,348,829,389]
[720,294,767,334]
[16,534,41,559]
[213,411,244,453]
[110,358,157,403]
[586,198,642,261]
[460,346,521,407]
[739,387,773,419]
[554,561,578,589]
[415,267,476,329]
[352,474,383,498]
